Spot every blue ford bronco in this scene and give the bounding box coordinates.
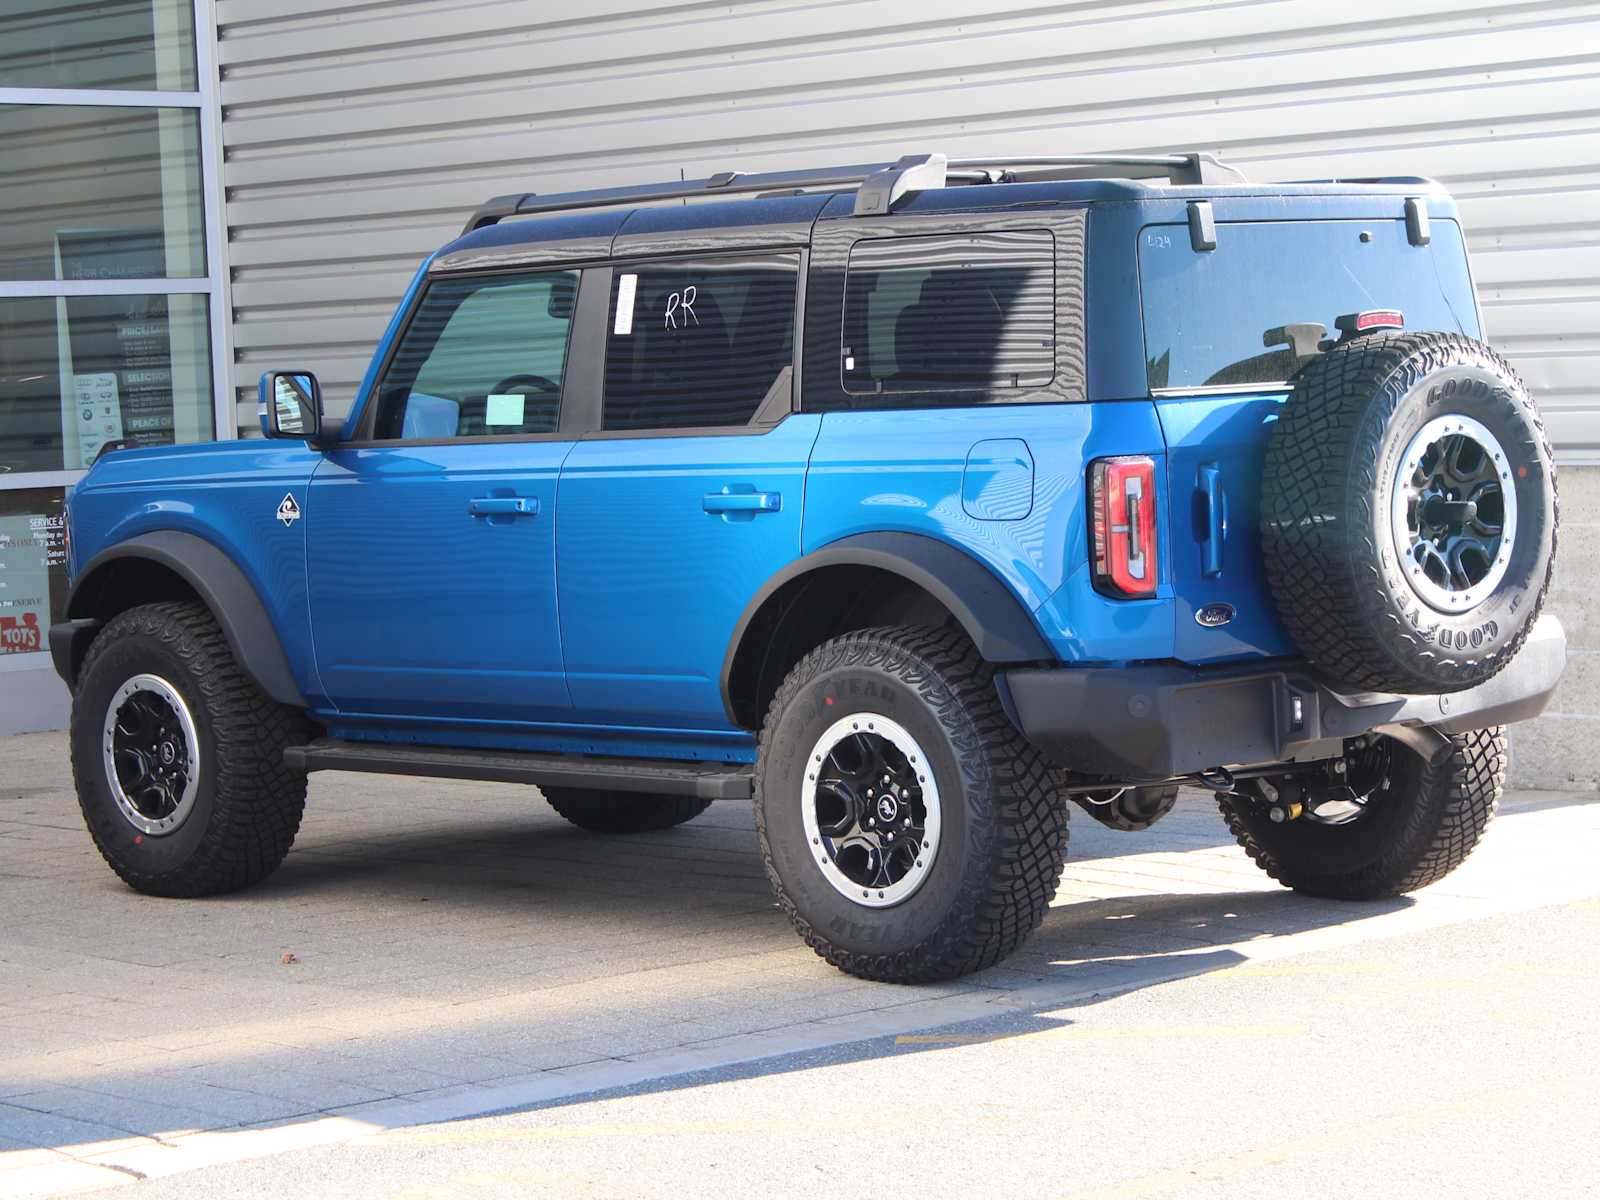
[52,150,1564,982]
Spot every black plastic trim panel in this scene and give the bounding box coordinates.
[62,531,307,707]
[999,615,1566,783]
[284,738,754,800]
[721,530,1056,725]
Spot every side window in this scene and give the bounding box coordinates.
[604,252,798,432]
[841,230,1055,395]
[372,270,578,440]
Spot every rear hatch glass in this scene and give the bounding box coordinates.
[1141,217,1478,392]
[1138,217,1479,665]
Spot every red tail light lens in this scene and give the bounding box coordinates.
[1090,455,1158,599]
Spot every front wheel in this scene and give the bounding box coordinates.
[755,625,1070,983]
[70,601,309,897]
[1218,728,1505,899]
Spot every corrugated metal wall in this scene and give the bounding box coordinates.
[215,0,1600,450]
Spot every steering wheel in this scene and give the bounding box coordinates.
[488,374,560,395]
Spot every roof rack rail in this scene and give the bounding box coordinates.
[460,150,1246,234]
[950,152,1246,187]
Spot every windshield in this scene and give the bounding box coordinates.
[1139,218,1478,392]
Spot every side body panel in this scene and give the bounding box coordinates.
[65,439,325,704]
[805,402,1174,665]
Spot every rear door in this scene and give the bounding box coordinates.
[1139,215,1481,664]
[556,250,817,732]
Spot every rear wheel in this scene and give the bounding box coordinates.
[755,625,1069,983]
[1218,728,1505,899]
[542,788,712,833]
[70,601,309,897]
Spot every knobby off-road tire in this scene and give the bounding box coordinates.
[1261,331,1556,695]
[1217,727,1505,899]
[755,625,1070,983]
[542,788,712,833]
[1077,784,1179,832]
[70,601,309,897]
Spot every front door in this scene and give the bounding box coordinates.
[557,251,815,732]
[307,268,585,723]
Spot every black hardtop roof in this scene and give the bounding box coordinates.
[437,150,1450,262]
[458,151,1244,236]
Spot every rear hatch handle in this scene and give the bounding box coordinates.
[1199,463,1227,578]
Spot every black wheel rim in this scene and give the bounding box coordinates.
[802,714,941,907]
[101,674,200,836]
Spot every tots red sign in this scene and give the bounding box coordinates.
[0,612,42,654]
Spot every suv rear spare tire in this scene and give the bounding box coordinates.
[1261,331,1556,695]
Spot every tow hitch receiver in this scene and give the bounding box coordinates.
[1236,736,1398,827]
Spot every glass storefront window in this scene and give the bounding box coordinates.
[0,104,205,280]
[0,487,68,655]
[0,294,212,473]
[0,0,197,91]
[0,1,220,682]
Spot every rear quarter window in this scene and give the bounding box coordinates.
[1139,218,1479,392]
[842,229,1055,395]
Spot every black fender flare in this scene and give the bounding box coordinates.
[720,531,1055,723]
[62,530,307,707]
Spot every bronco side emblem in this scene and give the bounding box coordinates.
[1195,602,1235,628]
[276,493,301,527]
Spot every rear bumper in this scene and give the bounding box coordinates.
[999,614,1567,783]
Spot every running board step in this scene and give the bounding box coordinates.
[283,739,753,800]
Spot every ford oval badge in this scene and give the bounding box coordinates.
[1195,602,1235,628]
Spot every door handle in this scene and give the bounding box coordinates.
[468,496,538,517]
[1199,464,1227,578]
[702,490,781,514]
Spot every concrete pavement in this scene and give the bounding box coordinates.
[118,899,1600,1200]
[2,728,1597,1197]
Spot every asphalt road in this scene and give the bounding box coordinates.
[114,898,1600,1200]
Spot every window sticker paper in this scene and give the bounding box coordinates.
[485,393,526,426]
[614,273,638,335]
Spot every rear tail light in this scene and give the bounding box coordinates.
[1090,455,1158,599]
